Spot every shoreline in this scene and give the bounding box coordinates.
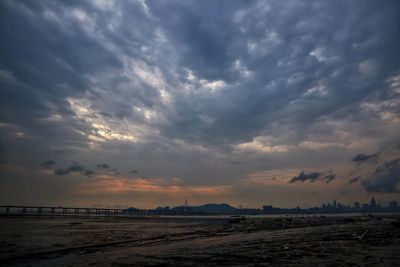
[1,214,399,266]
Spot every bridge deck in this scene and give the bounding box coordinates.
[0,205,178,217]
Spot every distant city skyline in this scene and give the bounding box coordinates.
[2,197,399,217]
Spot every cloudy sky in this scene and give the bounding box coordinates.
[1,0,399,209]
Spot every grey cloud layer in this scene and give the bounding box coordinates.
[149,0,400,146]
[289,170,336,184]
[41,160,56,168]
[50,161,121,178]
[0,0,399,193]
[348,146,400,193]
[362,158,400,193]
[54,164,87,176]
[351,153,379,164]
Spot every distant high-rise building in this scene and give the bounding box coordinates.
[333,200,337,209]
[354,202,360,209]
[370,197,377,209]
[389,201,398,209]
[263,205,273,213]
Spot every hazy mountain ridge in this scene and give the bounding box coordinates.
[171,203,237,214]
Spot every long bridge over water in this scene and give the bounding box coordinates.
[0,205,179,217]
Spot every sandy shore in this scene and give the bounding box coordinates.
[1,215,399,266]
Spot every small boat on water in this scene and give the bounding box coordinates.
[228,215,246,223]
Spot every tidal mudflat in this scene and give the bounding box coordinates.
[1,215,399,266]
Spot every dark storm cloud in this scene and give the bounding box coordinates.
[95,163,122,175]
[54,164,84,176]
[96,164,119,176]
[83,170,95,176]
[324,171,336,183]
[54,163,94,177]
[97,163,110,169]
[362,158,400,193]
[41,160,56,168]
[289,170,336,184]
[351,153,379,164]
[289,171,320,183]
[348,177,360,184]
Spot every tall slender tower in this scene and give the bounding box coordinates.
[184,197,188,215]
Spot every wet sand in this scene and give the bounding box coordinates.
[1,215,399,266]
